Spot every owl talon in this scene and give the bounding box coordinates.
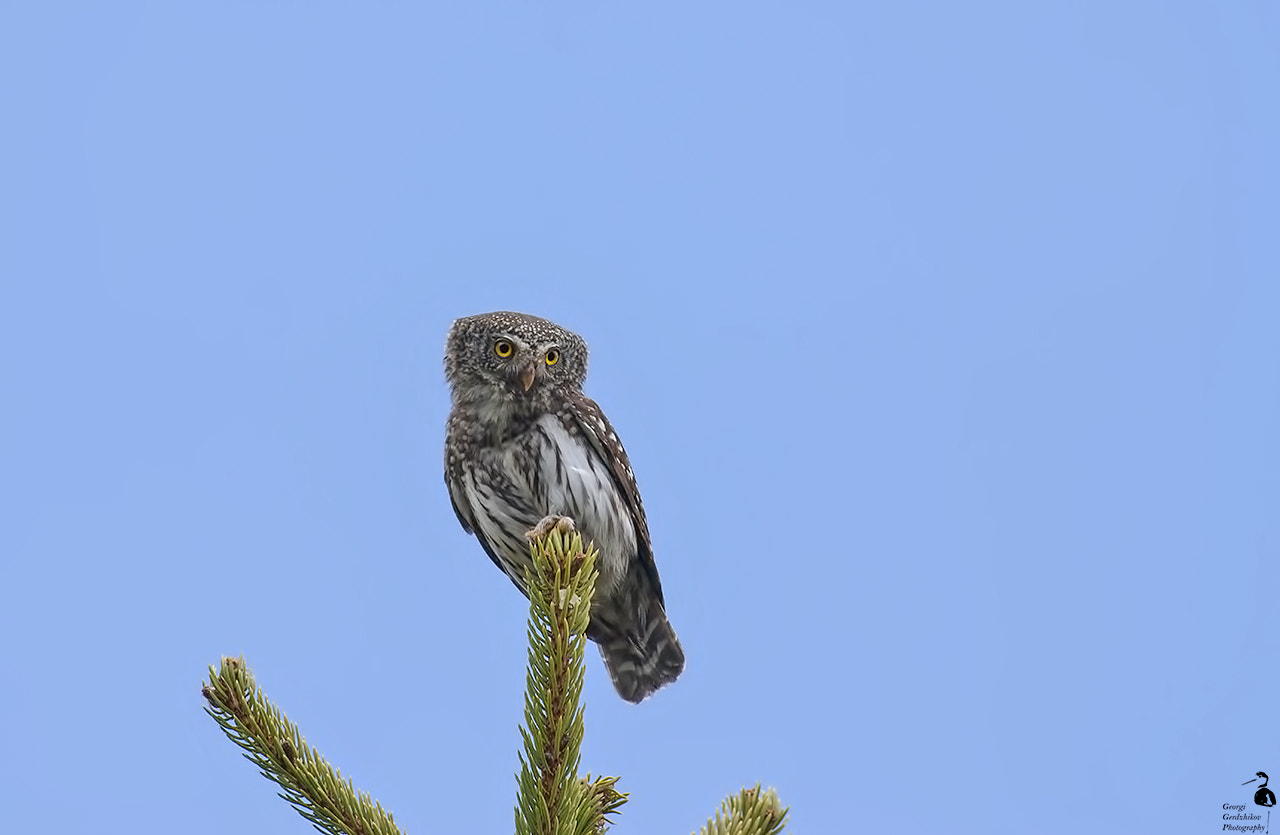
[525,515,576,541]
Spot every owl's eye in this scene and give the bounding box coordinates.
[494,339,514,358]
[545,348,560,366]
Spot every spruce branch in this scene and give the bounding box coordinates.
[515,528,627,835]
[201,656,403,835]
[695,785,790,835]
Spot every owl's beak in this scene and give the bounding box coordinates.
[518,365,537,392]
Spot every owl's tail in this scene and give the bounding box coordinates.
[589,591,685,704]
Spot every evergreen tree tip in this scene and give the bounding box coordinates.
[203,530,792,835]
[696,784,790,835]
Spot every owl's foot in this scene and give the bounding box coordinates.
[525,514,576,541]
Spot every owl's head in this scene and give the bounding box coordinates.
[445,311,589,414]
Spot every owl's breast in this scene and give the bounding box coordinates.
[531,414,636,593]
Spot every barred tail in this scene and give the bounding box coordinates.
[589,590,685,704]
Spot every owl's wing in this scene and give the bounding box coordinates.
[565,394,666,606]
[444,415,477,534]
[447,481,474,533]
[444,423,532,594]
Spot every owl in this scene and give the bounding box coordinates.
[443,311,684,703]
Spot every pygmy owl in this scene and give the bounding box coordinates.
[443,311,685,703]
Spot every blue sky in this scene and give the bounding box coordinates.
[2,3,1277,833]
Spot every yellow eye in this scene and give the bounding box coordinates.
[545,348,560,366]
[494,339,514,358]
